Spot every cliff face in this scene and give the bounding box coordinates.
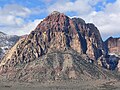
[0,11,111,82]
[104,37,120,56]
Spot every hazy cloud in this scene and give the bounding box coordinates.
[0,4,42,35]
[48,0,93,15]
[1,19,42,35]
[0,4,31,26]
[0,4,31,18]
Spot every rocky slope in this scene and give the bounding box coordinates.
[0,32,19,60]
[0,11,117,82]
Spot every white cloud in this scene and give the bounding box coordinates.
[88,0,106,6]
[0,4,31,18]
[105,0,120,14]
[0,15,24,26]
[18,19,42,35]
[82,0,120,39]
[0,4,42,35]
[1,19,42,35]
[48,0,93,15]
[0,4,31,26]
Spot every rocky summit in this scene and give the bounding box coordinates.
[0,11,118,82]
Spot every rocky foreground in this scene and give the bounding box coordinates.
[0,79,120,90]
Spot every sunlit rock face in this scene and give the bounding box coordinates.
[104,37,120,56]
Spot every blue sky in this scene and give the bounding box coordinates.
[0,0,116,19]
[0,0,119,40]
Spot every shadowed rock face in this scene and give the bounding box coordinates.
[0,12,110,82]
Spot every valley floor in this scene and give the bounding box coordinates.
[0,79,120,90]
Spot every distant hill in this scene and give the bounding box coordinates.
[0,31,19,60]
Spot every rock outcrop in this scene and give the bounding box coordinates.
[97,37,120,70]
[104,37,120,56]
[0,11,114,82]
[104,37,120,71]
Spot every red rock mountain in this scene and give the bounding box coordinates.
[0,11,115,82]
[2,11,103,64]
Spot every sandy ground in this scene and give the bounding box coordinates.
[0,79,120,90]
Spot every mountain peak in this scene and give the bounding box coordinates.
[35,11,70,32]
[50,11,61,15]
[0,31,6,36]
